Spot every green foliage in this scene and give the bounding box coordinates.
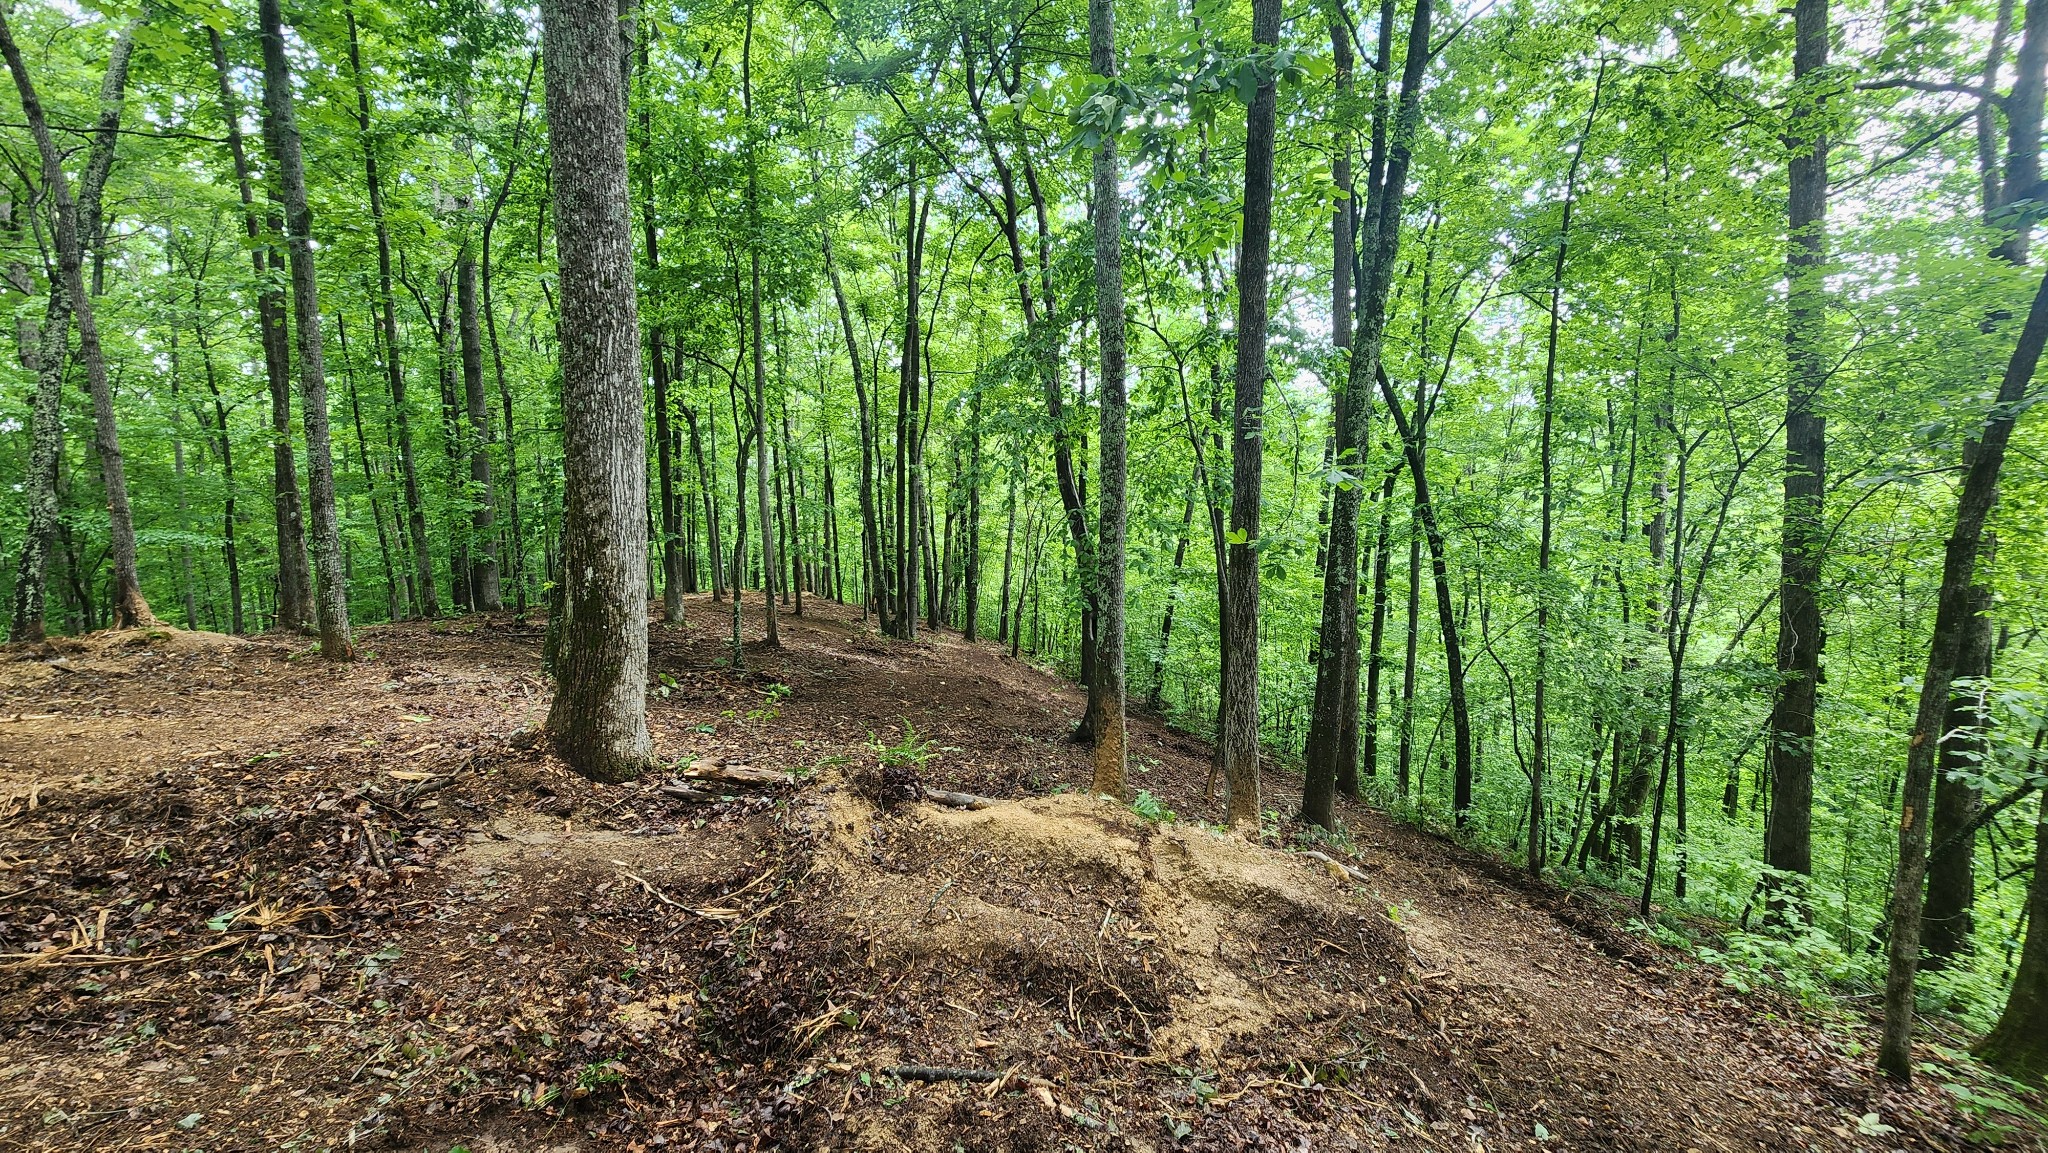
[1129,789,1175,823]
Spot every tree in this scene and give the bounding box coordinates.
[7,22,137,641]
[258,0,352,659]
[1878,263,2048,1082]
[1764,0,1829,911]
[1976,794,2048,1079]
[541,0,653,782]
[0,11,152,631]
[1087,0,1128,800]
[1220,0,1284,828]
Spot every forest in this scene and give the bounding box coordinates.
[2,0,2048,1145]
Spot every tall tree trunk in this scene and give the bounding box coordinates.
[742,0,778,646]
[0,12,152,629]
[337,315,403,620]
[343,6,435,618]
[1378,361,1473,821]
[1360,465,1400,783]
[457,165,501,610]
[9,24,137,641]
[1305,0,1432,827]
[541,0,652,781]
[685,406,724,600]
[1304,9,1358,818]
[1996,0,2048,264]
[483,52,538,612]
[963,380,982,637]
[823,228,886,633]
[1220,0,1285,827]
[1088,0,1129,798]
[1765,0,1830,908]
[1529,62,1605,870]
[1878,264,2048,1083]
[193,319,245,634]
[1923,585,1994,966]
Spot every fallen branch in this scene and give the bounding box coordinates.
[681,758,794,787]
[1299,850,1370,884]
[884,1065,1004,1083]
[921,787,995,810]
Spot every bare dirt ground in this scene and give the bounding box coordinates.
[0,594,2036,1151]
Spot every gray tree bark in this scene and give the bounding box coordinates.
[541,0,653,781]
[1087,0,1128,799]
[0,11,152,630]
[259,0,352,658]
[9,23,137,640]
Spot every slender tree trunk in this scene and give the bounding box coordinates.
[458,189,501,609]
[338,315,403,620]
[1765,0,1830,908]
[1220,0,1285,827]
[1924,586,1994,966]
[1148,493,1196,713]
[1530,64,1605,870]
[343,6,435,619]
[1305,9,1358,819]
[9,26,137,640]
[187,314,247,634]
[1305,0,1432,827]
[0,12,152,630]
[685,406,723,600]
[1878,264,2048,1083]
[1378,362,1473,821]
[740,3,778,646]
[1087,0,1129,798]
[823,229,886,633]
[483,52,538,612]
[1359,465,1399,784]
[541,0,652,781]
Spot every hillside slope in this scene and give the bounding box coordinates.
[0,596,2024,1150]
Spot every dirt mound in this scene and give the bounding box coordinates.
[816,785,1407,1062]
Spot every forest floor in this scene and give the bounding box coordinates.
[0,594,2039,1152]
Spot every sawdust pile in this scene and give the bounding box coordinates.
[812,784,1409,1062]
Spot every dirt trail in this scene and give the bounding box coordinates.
[0,597,2025,1151]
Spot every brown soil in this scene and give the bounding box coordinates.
[0,596,2033,1151]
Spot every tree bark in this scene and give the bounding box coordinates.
[0,11,152,630]
[1306,0,1431,828]
[1878,263,2048,1083]
[9,23,137,640]
[541,0,653,781]
[1765,0,1829,907]
[1087,0,1128,799]
[1220,0,1285,828]
[1923,585,1993,966]
[217,20,315,630]
[1977,794,2048,1079]
[259,0,352,658]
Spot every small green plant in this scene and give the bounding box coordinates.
[867,720,941,769]
[746,682,792,723]
[1130,790,1176,823]
[654,671,679,699]
[575,1059,627,1092]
